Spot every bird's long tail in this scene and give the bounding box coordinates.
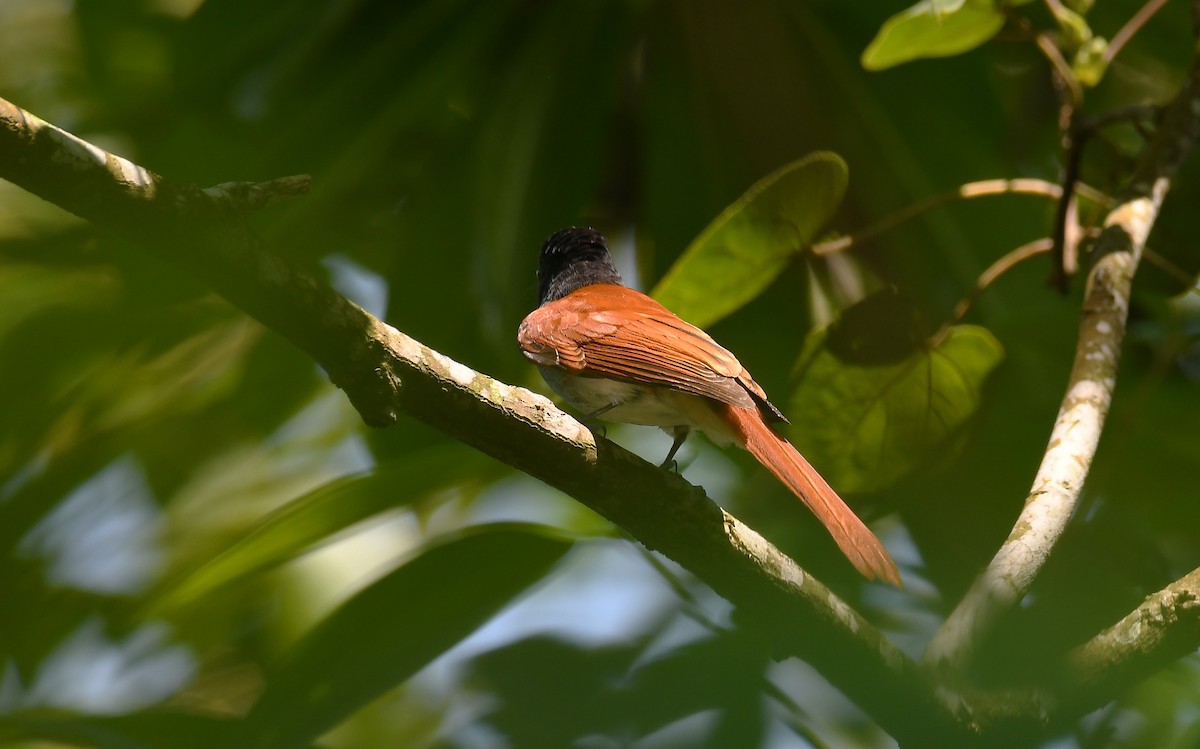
[721,405,901,586]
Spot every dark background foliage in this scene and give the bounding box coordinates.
[1,0,1198,747]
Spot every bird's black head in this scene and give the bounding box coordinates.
[536,227,623,304]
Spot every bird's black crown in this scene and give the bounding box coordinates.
[537,226,623,304]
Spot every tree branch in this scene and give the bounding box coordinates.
[0,97,970,746]
[1060,567,1200,720]
[925,40,1200,677]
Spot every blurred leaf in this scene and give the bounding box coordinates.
[459,626,771,748]
[0,263,119,344]
[862,0,1005,71]
[148,445,493,615]
[789,323,1004,493]
[460,635,641,747]
[0,711,252,749]
[651,153,848,329]
[929,0,966,14]
[471,0,626,342]
[89,319,262,432]
[242,523,574,749]
[1072,37,1109,87]
[615,628,770,746]
[1048,1,1093,49]
[821,287,932,364]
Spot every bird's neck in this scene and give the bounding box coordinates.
[540,260,622,304]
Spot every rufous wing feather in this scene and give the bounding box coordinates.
[518,285,757,410]
[720,405,901,586]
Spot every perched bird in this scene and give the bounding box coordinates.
[518,227,899,585]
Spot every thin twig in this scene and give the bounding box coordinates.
[1037,31,1084,116]
[937,238,1055,341]
[1079,105,1160,135]
[812,179,1069,257]
[1107,0,1172,64]
[1143,246,1200,293]
[1050,131,1084,291]
[1050,106,1157,290]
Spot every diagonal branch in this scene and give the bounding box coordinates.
[924,40,1200,676]
[0,97,969,746]
[1060,567,1200,720]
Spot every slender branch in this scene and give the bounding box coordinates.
[811,179,1074,257]
[0,97,972,746]
[1144,246,1200,293]
[938,238,1055,338]
[1036,31,1083,116]
[1106,0,1171,64]
[1049,126,1084,290]
[925,40,1200,677]
[1051,105,1161,290]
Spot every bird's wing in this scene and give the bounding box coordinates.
[518,284,759,410]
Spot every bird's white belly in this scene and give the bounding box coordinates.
[539,368,682,426]
[537,367,733,445]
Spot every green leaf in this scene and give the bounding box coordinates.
[148,445,494,615]
[241,523,574,749]
[862,0,1006,71]
[651,153,848,329]
[1072,37,1109,87]
[788,324,1004,493]
[0,712,251,749]
[1049,2,1093,49]
[0,263,118,344]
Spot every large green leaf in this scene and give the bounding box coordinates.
[788,323,1004,493]
[651,153,848,329]
[862,0,1006,71]
[147,445,494,615]
[241,523,574,749]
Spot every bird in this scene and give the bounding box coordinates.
[517,227,900,585]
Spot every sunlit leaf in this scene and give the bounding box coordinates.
[1072,37,1109,87]
[862,0,1006,71]
[241,523,574,749]
[148,445,494,614]
[929,0,966,16]
[789,323,1004,493]
[1049,2,1093,49]
[651,153,849,329]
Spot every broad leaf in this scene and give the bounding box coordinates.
[242,523,574,749]
[148,445,493,614]
[651,153,848,329]
[862,0,1006,71]
[789,323,1004,493]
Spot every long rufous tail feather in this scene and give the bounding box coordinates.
[721,406,901,586]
